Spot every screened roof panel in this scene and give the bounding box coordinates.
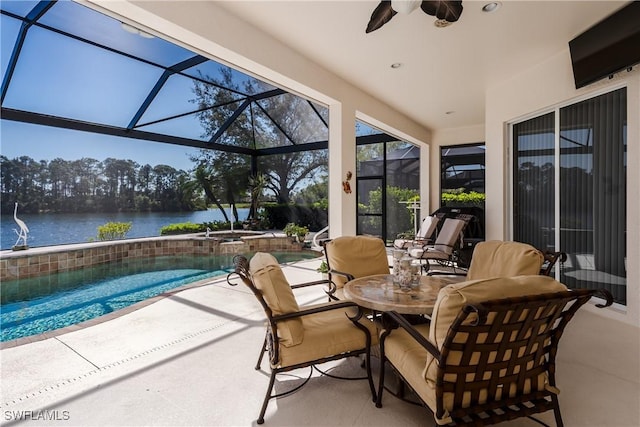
[183,61,277,96]
[355,121,381,137]
[39,1,195,68]
[3,25,163,127]
[0,0,38,17]
[137,74,244,126]
[252,106,294,149]
[216,107,256,149]
[255,94,328,144]
[317,103,329,124]
[1,0,339,153]
[1,14,21,84]
[136,111,211,142]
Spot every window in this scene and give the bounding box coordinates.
[440,143,486,238]
[512,88,627,304]
[355,122,420,243]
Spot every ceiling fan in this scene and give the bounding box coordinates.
[366,0,464,33]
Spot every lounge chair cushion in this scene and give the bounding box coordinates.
[393,216,439,249]
[325,236,389,289]
[466,240,544,281]
[277,302,378,368]
[407,247,450,260]
[250,253,303,347]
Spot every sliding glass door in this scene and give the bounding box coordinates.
[512,88,627,304]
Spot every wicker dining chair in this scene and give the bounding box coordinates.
[227,253,378,424]
[376,275,613,426]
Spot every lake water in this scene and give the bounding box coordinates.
[0,209,249,250]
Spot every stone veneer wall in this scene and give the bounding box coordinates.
[0,234,302,282]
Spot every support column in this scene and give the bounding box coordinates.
[328,102,356,237]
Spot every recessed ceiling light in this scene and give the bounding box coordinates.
[482,2,501,13]
[390,63,402,69]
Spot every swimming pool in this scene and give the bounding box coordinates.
[0,252,317,342]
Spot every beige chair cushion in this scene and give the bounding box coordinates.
[428,275,567,353]
[249,252,280,272]
[383,324,438,416]
[277,302,379,368]
[249,253,303,347]
[466,240,544,281]
[325,236,390,289]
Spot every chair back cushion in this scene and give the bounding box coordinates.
[425,275,567,382]
[249,252,303,347]
[418,215,440,239]
[324,236,390,289]
[466,240,544,281]
[433,218,465,254]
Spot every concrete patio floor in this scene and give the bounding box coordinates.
[1,256,638,426]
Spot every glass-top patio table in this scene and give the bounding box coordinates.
[343,274,454,315]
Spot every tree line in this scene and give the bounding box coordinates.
[0,155,196,214]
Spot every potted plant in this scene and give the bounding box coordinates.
[283,223,309,243]
[316,260,329,280]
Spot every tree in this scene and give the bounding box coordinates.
[190,154,250,222]
[292,175,328,205]
[248,172,267,219]
[261,151,327,203]
[151,164,181,211]
[0,155,194,214]
[191,66,328,208]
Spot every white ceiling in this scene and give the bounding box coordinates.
[215,1,627,131]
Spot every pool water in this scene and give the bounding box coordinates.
[1,252,316,342]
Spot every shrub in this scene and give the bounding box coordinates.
[441,190,486,207]
[262,203,327,230]
[159,222,205,235]
[96,222,132,241]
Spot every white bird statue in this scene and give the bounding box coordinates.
[13,202,29,249]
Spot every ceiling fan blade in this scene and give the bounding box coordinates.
[366,1,398,33]
[420,0,464,23]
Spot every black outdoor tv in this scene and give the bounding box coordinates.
[569,1,640,89]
